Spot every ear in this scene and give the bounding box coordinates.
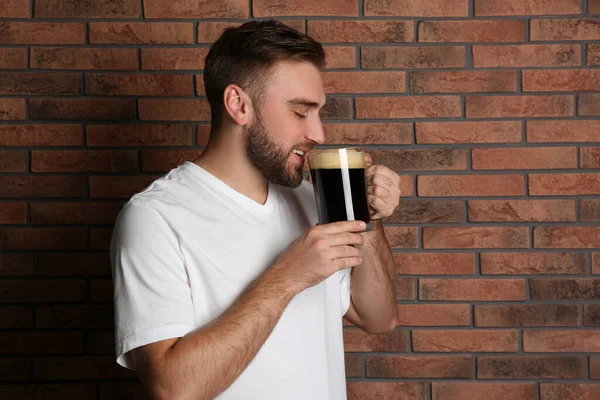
[223,84,253,127]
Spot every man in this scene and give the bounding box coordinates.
[111,20,401,400]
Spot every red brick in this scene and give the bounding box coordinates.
[416,121,521,144]
[367,356,472,378]
[322,71,405,94]
[0,125,82,147]
[0,254,34,276]
[472,147,577,170]
[344,329,407,352]
[362,46,465,69]
[383,227,418,249]
[592,0,600,13]
[30,98,136,121]
[197,20,306,43]
[535,226,600,248]
[89,175,158,199]
[420,279,526,301]
[99,382,144,400]
[0,280,87,303]
[582,147,600,169]
[0,201,26,223]
[411,71,517,93]
[527,120,600,141]
[0,176,86,198]
[524,330,600,352]
[86,73,192,96]
[31,202,123,225]
[0,98,25,120]
[32,150,137,173]
[591,357,600,378]
[144,0,247,18]
[398,175,414,197]
[91,279,113,301]
[308,20,414,43]
[139,99,210,121]
[196,125,210,146]
[89,22,193,44]
[31,47,138,70]
[478,356,584,379]
[530,278,600,300]
[0,22,84,45]
[530,173,600,196]
[0,228,88,250]
[474,0,580,16]
[524,69,600,92]
[580,93,600,115]
[473,44,580,67]
[0,306,32,328]
[323,46,356,69]
[413,330,518,352]
[36,305,112,329]
[397,304,470,326]
[141,150,202,172]
[541,384,600,400]
[87,124,193,147]
[531,19,600,41]
[396,278,415,301]
[419,175,524,197]
[254,0,358,16]
[594,254,600,275]
[86,330,115,354]
[345,355,362,378]
[316,97,351,120]
[0,358,31,380]
[195,74,205,96]
[0,331,81,354]
[347,382,427,400]
[0,0,30,18]
[468,200,576,222]
[323,123,411,145]
[38,253,110,277]
[141,48,207,71]
[356,96,461,119]
[388,200,463,224]
[369,149,466,171]
[419,20,525,42]
[481,252,587,275]
[433,383,536,400]
[475,305,580,327]
[395,253,475,275]
[0,151,27,172]
[35,0,140,18]
[424,227,529,249]
[588,44,600,65]
[0,384,95,399]
[365,0,467,16]
[35,356,135,380]
[581,199,600,221]
[0,72,80,95]
[585,305,600,326]
[0,48,27,69]
[91,229,113,251]
[466,95,574,118]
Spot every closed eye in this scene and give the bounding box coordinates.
[294,111,307,119]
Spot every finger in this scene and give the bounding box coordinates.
[334,256,363,270]
[365,165,395,180]
[368,185,392,201]
[368,173,392,189]
[327,231,364,247]
[320,220,366,234]
[331,245,362,259]
[364,153,373,165]
[369,194,388,211]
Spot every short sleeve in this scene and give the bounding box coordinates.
[110,202,196,370]
[338,268,352,317]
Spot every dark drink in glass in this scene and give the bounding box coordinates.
[308,148,372,232]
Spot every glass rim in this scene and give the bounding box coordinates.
[309,147,364,154]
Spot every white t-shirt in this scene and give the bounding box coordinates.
[110,161,352,400]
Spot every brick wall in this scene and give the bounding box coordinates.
[0,0,599,399]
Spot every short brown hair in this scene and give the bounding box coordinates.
[203,20,325,133]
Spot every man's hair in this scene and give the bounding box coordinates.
[203,20,326,133]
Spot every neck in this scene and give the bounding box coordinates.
[192,127,269,205]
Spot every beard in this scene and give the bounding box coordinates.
[245,111,308,188]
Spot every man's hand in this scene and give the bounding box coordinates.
[364,154,401,220]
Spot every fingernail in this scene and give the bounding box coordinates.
[359,221,366,228]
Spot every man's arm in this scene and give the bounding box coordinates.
[344,220,398,333]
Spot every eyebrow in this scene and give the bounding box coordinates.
[287,98,327,110]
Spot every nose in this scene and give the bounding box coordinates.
[307,114,325,145]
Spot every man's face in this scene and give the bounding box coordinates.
[245,61,326,188]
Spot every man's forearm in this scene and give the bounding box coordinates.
[141,268,296,400]
[349,220,397,331]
